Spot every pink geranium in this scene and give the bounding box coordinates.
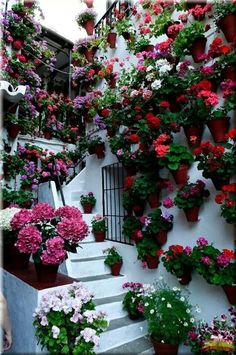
[10,209,33,230]
[57,217,88,243]
[15,225,42,253]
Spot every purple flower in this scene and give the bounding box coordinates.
[196,237,208,247]
[93,114,106,130]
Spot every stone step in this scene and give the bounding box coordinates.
[99,335,152,354]
[77,274,127,299]
[95,316,148,353]
[69,256,111,278]
[96,300,126,322]
[71,240,113,258]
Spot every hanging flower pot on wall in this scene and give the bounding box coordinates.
[190,36,207,63]
[84,48,96,62]
[183,206,200,222]
[171,164,189,185]
[7,123,21,139]
[183,124,204,148]
[148,192,160,209]
[222,65,236,81]
[83,19,94,36]
[207,117,230,143]
[107,32,117,48]
[222,284,236,305]
[217,13,236,43]
[145,254,159,269]
[155,230,168,246]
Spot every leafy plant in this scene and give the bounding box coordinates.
[135,236,162,261]
[33,282,108,354]
[103,246,122,266]
[213,0,236,22]
[162,244,193,279]
[158,143,194,171]
[215,183,236,224]
[174,180,210,209]
[2,187,33,208]
[122,216,142,239]
[91,215,107,232]
[76,8,97,26]
[80,192,96,206]
[143,281,195,345]
[146,209,174,234]
[122,282,145,318]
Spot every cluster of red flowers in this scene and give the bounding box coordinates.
[145,112,161,130]
[208,37,232,59]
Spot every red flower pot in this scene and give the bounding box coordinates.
[34,262,59,283]
[93,231,105,242]
[128,312,142,320]
[190,36,207,63]
[222,65,236,81]
[82,204,93,213]
[94,142,105,159]
[83,19,94,36]
[171,164,189,185]
[218,13,236,43]
[150,338,179,355]
[133,204,145,217]
[108,76,116,88]
[148,192,160,209]
[7,123,21,139]
[111,262,122,276]
[222,285,236,305]
[183,206,200,222]
[183,124,204,148]
[141,44,154,52]
[179,270,192,285]
[84,48,96,63]
[43,131,51,140]
[146,254,159,269]
[155,231,168,246]
[107,32,117,48]
[84,0,94,8]
[122,31,132,40]
[207,117,230,143]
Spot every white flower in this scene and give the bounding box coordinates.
[151,79,162,90]
[0,207,21,230]
[144,302,149,307]
[172,287,179,292]
[159,276,163,280]
[150,309,154,314]
[180,297,185,302]
[186,309,190,314]
[183,322,188,327]
[159,64,172,76]
[190,318,195,323]
[161,298,165,301]
[195,307,201,313]
[51,325,60,338]
[146,65,154,72]
[167,303,172,308]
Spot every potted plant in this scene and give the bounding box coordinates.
[80,192,96,213]
[193,141,236,190]
[6,113,21,139]
[103,246,123,276]
[173,21,206,62]
[135,237,163,269]
[213,0,236,43]
[114,16,135,40]
[87,135,105,159]
[33,282,108,354]
[2,152,25,180]
[146,209,174,245]
[174,179,210,222]
[91,214,107,242]
[122,282,145,320]
[76,8,97,35]
[127,34,153,54]
[215,183,236,225]
[122,216,142,242]
[162,244,193,285]
[143,281,195,355]
[10,204,88,282]
[122,190,145,217]
[191,237,236,304]
[186,308,236,354]
[1,187,33,209]
[156,140,194,184]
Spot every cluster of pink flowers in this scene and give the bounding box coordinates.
[122,281,143,290]
[31,203,55,222]
[41,237,66,265]
[56,206,82,219]
[16,225,42,254]
[57,217,88,243]
[10,209,33,230]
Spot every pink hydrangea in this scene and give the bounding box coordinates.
[31,203,55,222]
[57,217,88,243]
[10,209,33,230]
[40,237,66,265]
[162,197,174,208]
[15,225,42,253]
[55,206,82,219]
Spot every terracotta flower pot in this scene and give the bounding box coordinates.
[171,164,189,185]
[107,32,117,48]
[84,48,96,62]
[140,44,154,52]
[148,192,160,209]
[190,36,207,63]
[218,13,236,43]
[207,117,229,143]
[155,231,168,246]
[128,311,142,320]
[222,65,236,81]
[93,230,105,242]
[7,123,21,139]
[179,268,193,285]
[183,124,204,148]
[133,204,145,217]
[82,204,93,213]
[43,131,52,140]
[111,262,122,276]
[183,206,200,222]
[222,285,236,305]
[94,142,105,159]
[84,0,94,8]
[146,254,159,269]
[150,338,179,355]
[108,75,116,88]
[82,19,94,36]
[34,263,59,283]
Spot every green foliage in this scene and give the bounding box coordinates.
[214,0,236,22]
[173,22,205,58]
[2,152,25,179]
[135,236,161,260]
[80,192,96,206]
[146,208,174,234]
[143,282,194,344]
[127,35,151,54]
[91,215,107,232]
[150,8,172,36]
[103,246,122,266]
[114,17,135,37]
[76,9,97,26]
[122,283,145,317]
[122,216,142,238]
[162,245,193,278]
[159,143,194,171]
[174,180,210,209]
[2,187,33,208]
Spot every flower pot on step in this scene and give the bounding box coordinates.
[222,285,236,305]
[107,32,117,48]
[82,19,94,36]
[93,230,105,242]
[34,262,59,283]
[111,262,122,276]
[190,36,207,63]
[171,164,189,185]
[183,206,200,222]
[218,13,236,43]
[150,337,179,355]
[82,204,93,213]
[207,117,229,143]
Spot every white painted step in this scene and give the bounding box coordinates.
[96,316,148,353]
[79,274,127,299]
[96,301,126,322]
[71,241,113,259]
[69,256,111,278]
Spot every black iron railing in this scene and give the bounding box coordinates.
[102,162,132,245]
